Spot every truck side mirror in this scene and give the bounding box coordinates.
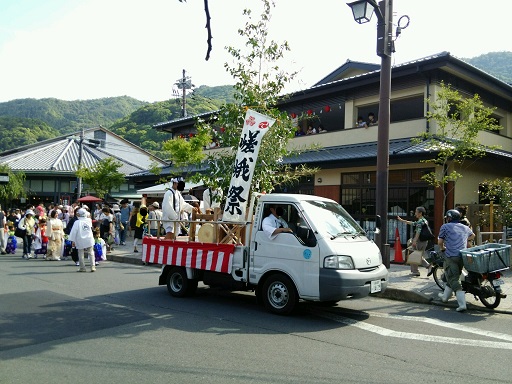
[296,225,317,247]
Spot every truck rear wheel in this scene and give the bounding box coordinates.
[262,274,298,315]
[166,267,197,297]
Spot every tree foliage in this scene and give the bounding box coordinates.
[75,157,126,199]
[479,178,512,226]
[0,164,26,203]
[164,0,317,197]
[415,82,502,213]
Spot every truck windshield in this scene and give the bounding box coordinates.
[302,200,364,239]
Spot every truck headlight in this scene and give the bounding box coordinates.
[324,255,354,270]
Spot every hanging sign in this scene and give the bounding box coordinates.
[223,109,276,222]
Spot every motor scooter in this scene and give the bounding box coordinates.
[427,249,507,309]
[461,269,506,309]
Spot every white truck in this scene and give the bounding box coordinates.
[142,193,388,315]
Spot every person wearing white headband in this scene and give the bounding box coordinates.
[161,177,194,240]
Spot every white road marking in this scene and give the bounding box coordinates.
[365,311,512,342]
[318,312,512,350]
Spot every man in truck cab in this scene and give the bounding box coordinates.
[262,205,294,240]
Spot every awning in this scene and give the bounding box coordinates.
[137,181,203,197]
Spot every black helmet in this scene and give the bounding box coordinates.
[445,209,461,221]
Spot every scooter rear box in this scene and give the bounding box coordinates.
[460,243,511,273]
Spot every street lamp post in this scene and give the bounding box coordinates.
[348,0,395,267]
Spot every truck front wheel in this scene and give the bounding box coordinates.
[167,267,197,297]
[262,274,298,315]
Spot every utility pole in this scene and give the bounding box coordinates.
[76,127,84,200]
[174,69,194,118]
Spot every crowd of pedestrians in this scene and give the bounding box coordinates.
[0,199,150,272]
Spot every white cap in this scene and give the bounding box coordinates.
[26,209,35,216]
[76,208,87,217]
[152,202,159,208]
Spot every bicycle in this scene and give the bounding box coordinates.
[426,248,446,290]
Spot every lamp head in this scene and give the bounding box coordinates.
[347,0,378,24]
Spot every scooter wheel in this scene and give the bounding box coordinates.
[479,279,501,309]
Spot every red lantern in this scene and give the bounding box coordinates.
[290,113,297,119]
[220,127,226,133]
[189,133,194,138]
[324,105,331,113]
[307,109,313,116]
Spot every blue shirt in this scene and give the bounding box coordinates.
[120,205,131,223]
[438,221,474,257]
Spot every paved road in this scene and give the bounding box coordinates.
[107,243,512,315]
[2,254,512,384]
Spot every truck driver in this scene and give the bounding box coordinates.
[262,205,293,240]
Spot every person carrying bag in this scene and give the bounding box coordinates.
[397,206,433,277]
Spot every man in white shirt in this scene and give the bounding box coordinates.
[262,205,293,240]
[162,178,194,240]
[203,187,223,212]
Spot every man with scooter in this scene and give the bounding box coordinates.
[437,209,475,312]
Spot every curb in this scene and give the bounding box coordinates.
[106,254,145,266]
[375,287,433,304]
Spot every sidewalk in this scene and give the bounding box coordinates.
[106,243,512,315]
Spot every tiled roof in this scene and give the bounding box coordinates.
[282,138,429,164]
[0,138,145,175]
[284,137,512,164]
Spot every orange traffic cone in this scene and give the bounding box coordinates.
[393,227,404,263]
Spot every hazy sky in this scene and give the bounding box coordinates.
[0,0,510,102]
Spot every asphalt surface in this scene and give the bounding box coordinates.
[105,239,512,315]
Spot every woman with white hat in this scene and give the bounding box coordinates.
[18,209,36,259]
[68,208,96,272]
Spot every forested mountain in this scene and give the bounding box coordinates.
[108,89,230,158]
[192,85,236,103]
[0,96,146,134]
[463,51,512,84]
[0,117,60,152]
[0,86,235,154]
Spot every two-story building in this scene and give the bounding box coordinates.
[143,52,512,243]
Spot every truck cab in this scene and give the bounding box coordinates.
[246,194,388,314]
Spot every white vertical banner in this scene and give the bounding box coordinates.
[223,109,276,222]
